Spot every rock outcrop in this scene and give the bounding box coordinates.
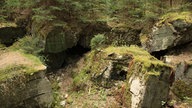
[163,45,192,100]
[0,51,53,108]
[141,12,192,52]
[43,23,143,69]
[45,27,79,53]
[81,46,173,108]
[172,61,192,99]
[0,71,53,108]
[43,22,110,69]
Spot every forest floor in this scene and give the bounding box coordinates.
[48,54,125,108]
[48,44,192,108]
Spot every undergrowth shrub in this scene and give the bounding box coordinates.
[90,34,105,50]
[11,35,44,55]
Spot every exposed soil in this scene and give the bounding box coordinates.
[0,49,45,70]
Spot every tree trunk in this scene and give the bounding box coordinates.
[170,0,173,7]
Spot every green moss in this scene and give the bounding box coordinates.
[123,83,132,107]
[157,11,192,26]
[0,65,36,81]
[21,52,43,67]
[105,46,169,68]
[107,46,172,82]
[83,46,172,83]
[147,71,160,76]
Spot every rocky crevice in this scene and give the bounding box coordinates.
[0,27,26,46]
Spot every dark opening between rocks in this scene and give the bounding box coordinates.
[151,50,168,60]
[0,27,26,46]
[65,44,90,56]
[111,70,127,81]
[62,44,90,67]
[151,41,192,60]
[45,44,90,72]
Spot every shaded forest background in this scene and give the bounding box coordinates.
[1,0,191,32]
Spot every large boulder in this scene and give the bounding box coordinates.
[0,71,53,108]
[81,46,173,108]
[43,22,109,69]
[141,12,192,52]
[0,51,53,108]
[44,26,79,69]
[45,27,78,53]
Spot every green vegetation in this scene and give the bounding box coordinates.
[157,11,192,26]
[10,35,44,56]
[73,66,91,91]
[78,45,171,84]
[0,0,191,28]
[0,0,192,107]
[90,34,105,50]
[0,65,34,81]
[51,80,62,108]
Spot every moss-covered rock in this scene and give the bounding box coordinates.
[172,62,192,100]
[45,26,78,53]
[77,46,173,108]
[141,11,192,52]
[0,51,53,108]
